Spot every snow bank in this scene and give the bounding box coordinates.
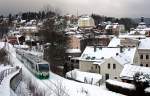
[66,69,102,85]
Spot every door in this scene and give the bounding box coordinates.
[105,74,109,80]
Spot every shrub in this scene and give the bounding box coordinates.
[106,79,136,96]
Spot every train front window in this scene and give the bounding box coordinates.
[38,64,49,72]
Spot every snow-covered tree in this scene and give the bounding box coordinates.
[133,72,150,96]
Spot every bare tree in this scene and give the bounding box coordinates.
[53,81,69,96]
[0,48,9,65]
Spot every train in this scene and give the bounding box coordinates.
[16,49,50,79]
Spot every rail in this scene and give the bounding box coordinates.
[0,67,18,84]
[10,68,22,91]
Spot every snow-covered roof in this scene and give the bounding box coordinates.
[65,31,76,35]
[120,64,150,80]
[19,26,37,30]
[129,30,146,35]
[138,38,150,49]
[93,60,105,66]
[66,49,81,54]
[14,45,29,49]
[137,22,147,29]
[80,46,136,62]
[105,25,113,29]
[74,34,83,39]
[108,37,120,47]
[66,69,102,85]
[113,51,133,66]
[20,20,26,23]
[119,34,146,39]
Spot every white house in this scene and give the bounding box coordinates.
[79,46,139,81]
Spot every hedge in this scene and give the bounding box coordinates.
[106,79,136,96]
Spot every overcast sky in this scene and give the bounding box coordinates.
[0,0,149,18]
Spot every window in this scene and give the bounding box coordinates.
[146,55,149,59]
[95,65,97,69]
[76,60,79,63]
[146,64,148,67]
[140,55,143,59]
[113,64,116,69]
[114,77,117,79]
[140,64,143,66]
[108,63,110,69]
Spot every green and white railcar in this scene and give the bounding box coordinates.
[16,49,50,79]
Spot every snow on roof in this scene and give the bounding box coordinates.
[105,25,113,29]
[14,45,29,49]
[74,34,83,39]
[0,42,5,49]
[120,64,150,80]
[80,46,136,62]
[108,37,120,47]
[65,31,76,35]
[19,26,37,30]
[119,34,146,39]
[138,38,150,49]
[106,79,135,90]
[66,49,81,54]
[137,22,147,29]
[66,69,102,85]
[145,87,150,93]
[79,15,92,20]
[113,54,131,66]
[113,24,119,29]
[93,60,105,66]
[129,30,146,35]
[20,20,26,23]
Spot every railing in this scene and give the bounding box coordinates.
[10,68,22,96]
[0,67,18,84]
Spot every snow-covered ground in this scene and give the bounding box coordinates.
[3,42,125,96]
[49,72,125,96]
[66,69,102,85]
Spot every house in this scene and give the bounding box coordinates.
[108,37,140,47]
[138,38,150,67]
[120,64,150,83]
[109,37,150,68]
[19,26,39,42]
[78,15,95,30]
[79,46,139,81]
[105,23,125,35]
